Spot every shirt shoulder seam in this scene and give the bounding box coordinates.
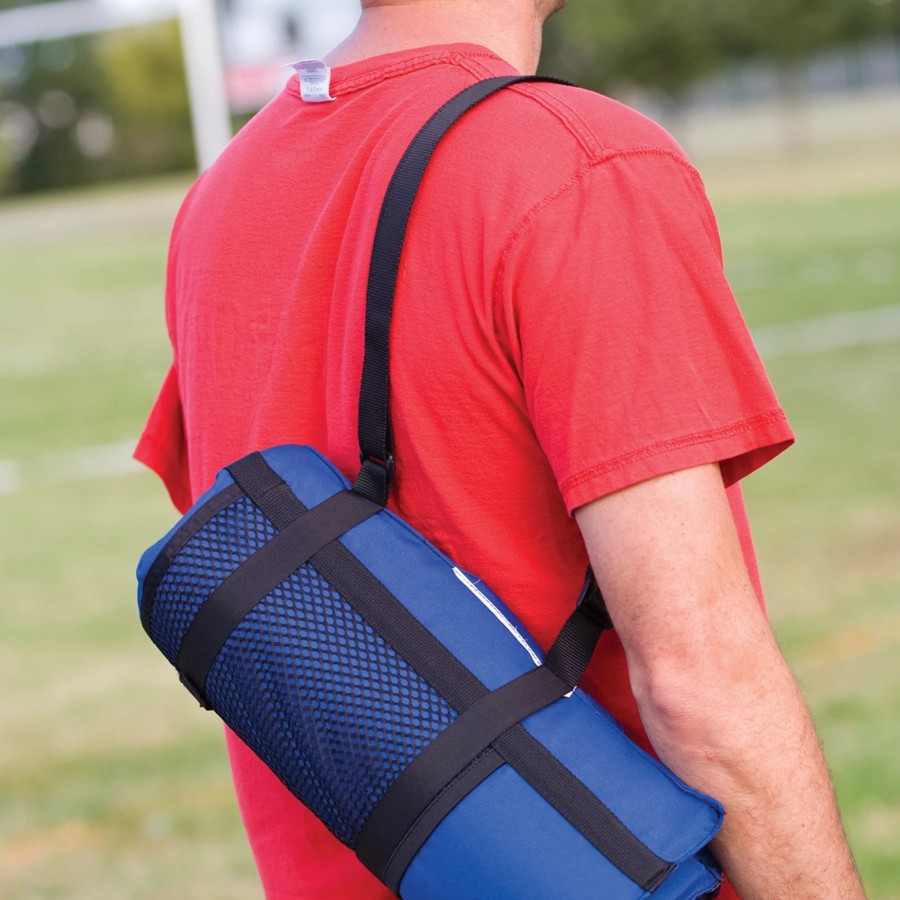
[494,146,704,293]
[513,83,604,157]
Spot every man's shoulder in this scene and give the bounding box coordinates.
[432,77,698,236]
[493,80,688,164]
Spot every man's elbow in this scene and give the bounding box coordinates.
[627,621,790,769]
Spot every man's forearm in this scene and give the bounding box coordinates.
[575,464,865,899]
[633,629,864,900]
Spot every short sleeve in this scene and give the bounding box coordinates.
[133,183,199,514]
[134,363,192,513]
[497,149,794,514]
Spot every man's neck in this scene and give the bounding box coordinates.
[324,1,546,75]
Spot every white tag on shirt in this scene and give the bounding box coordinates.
[292,60,336,103]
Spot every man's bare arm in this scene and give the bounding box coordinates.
[574,463,864,899]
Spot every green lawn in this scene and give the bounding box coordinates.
[1,142,898,898]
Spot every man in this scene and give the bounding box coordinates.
[136,0,866,897]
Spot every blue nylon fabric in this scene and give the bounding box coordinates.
[518,692,723,858]
[262,444,348,509]
[254,447,723,884]
[264,445,548,690]
[400,766,720,899]
[339,518,546,692]
[399,767,721,900]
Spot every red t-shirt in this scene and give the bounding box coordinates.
[137,44,794,900]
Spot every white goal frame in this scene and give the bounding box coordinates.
[0,0,232,171]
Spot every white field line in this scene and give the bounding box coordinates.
[0,459,23,495]
[1,305,898,496]
[0,346,61,378]
[752,303,900,359]
[0,440,140,497]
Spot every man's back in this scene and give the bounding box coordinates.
[137,43,797,897]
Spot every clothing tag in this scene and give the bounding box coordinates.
[292,60,336,103]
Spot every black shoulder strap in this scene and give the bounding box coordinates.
[352,74,614,676]
[353,75,571,506]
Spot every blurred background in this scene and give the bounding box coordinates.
[1,0,898,897]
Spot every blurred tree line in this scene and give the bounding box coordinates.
[0,0,193,194]
[543,0,900,96]
[1,0,899,194]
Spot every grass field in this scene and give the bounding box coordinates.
[1,139,898,898]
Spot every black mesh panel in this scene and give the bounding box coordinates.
[150,498,277,663]
[205,563,458,847]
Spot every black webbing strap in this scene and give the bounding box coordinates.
[175,455,380,707]
[375,723,673,894]
[544,568,613,688]
[353,74,571,506]
[380,749,506,891]
[319,530,672,893]
[357,571,615,887]
[356,665,572,882]
[228,452,305,531]
[493,728,675,893]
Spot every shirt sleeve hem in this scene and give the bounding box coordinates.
[134,430,192,514]
[562,408,795,515]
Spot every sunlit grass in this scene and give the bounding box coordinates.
[706,148,900,898]
[708,147,900,327]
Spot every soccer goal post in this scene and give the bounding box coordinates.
[0,0,232,171]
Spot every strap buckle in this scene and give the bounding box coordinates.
[359,451,395,482]
[179,671,213,710]
[577,569,613,632]
[354,453,395,506]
